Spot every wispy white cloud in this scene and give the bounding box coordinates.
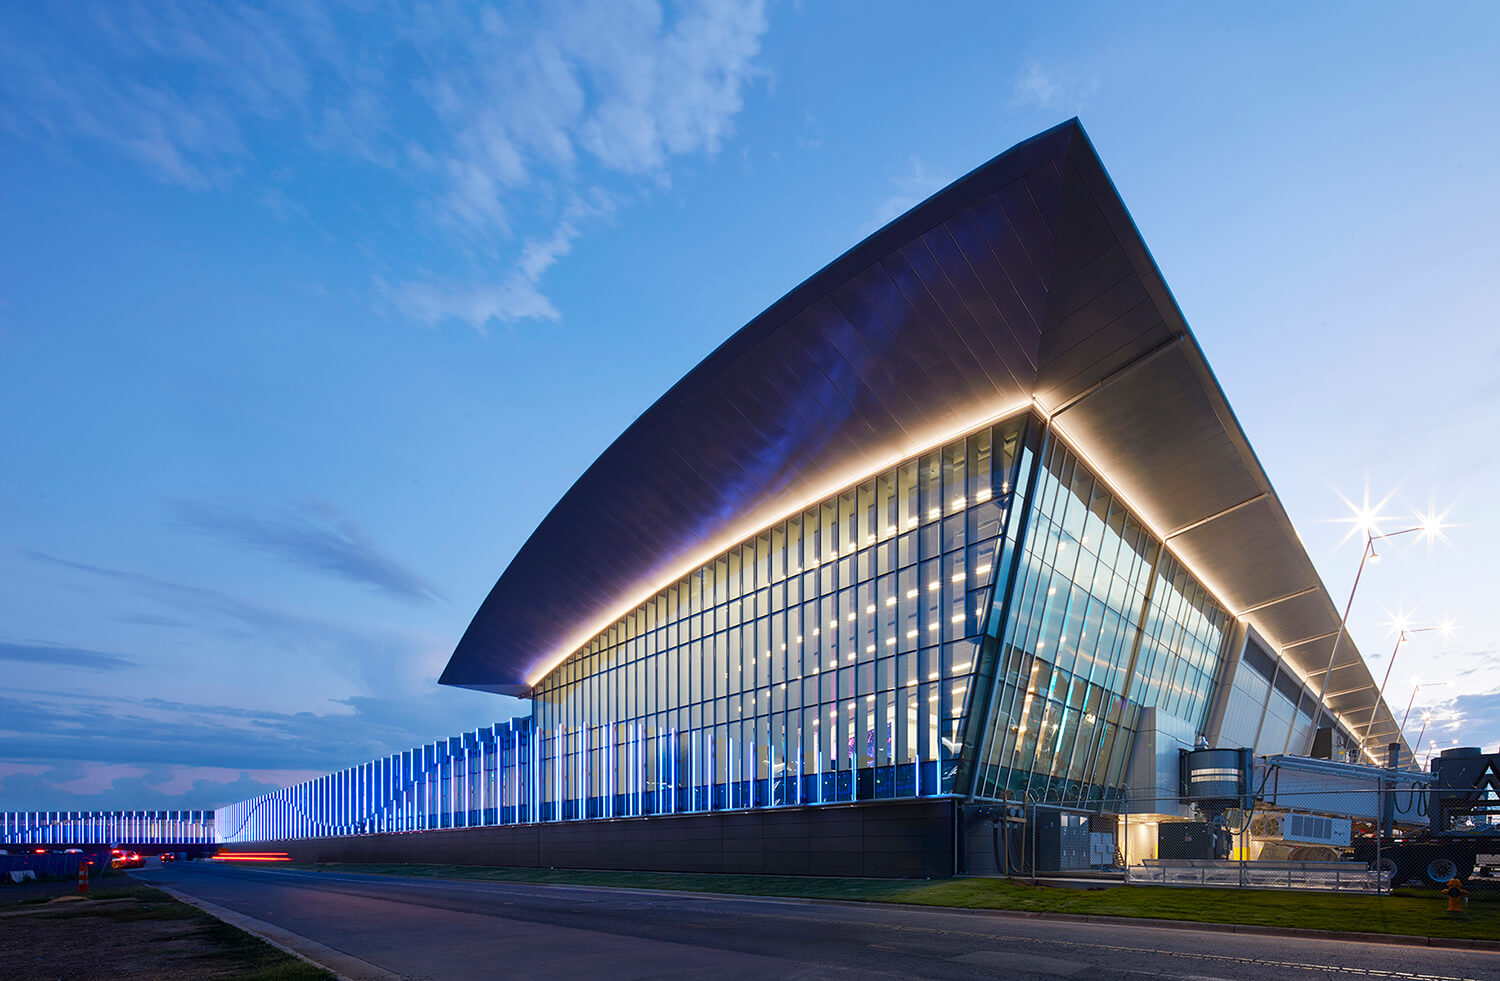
[23,549,423,697]
[172,499,444,604]
[0,0,771,330]
[3,550,522,801]
[0,641,136,672]
[863,158,944,236]
[0,757,324,811]
[380,271,563,332]
[1013,64,1060,109]
[383,189,618,332]
[565,0,770,173]
[1011,62,1096,112]
[389,0,768,327]
[0,681,525,808]
[0,53,245,189]
[256,185,310,224]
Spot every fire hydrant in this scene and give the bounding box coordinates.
[1444,877,1467,913]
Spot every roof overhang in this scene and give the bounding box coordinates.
[441,119,1405,759]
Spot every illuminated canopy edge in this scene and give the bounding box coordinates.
[440,119,1405,755]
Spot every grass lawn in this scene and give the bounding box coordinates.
[292,862,1499,942]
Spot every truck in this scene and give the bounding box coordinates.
[1351,746,1500,887]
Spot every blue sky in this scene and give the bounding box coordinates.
[1,2,1496,810]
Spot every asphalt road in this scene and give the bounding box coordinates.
[136,863,1499,981]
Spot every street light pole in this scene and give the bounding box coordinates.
[1399,680,1448,741]
[1301,525,1429,757]
[1413,713,1433,768]
[1399,685,1421,735]
[1362,625,1442,752]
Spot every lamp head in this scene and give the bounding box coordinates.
[1416,508,1447,540]
[1385,608,1413,636]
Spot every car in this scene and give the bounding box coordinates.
[159,852,176,863]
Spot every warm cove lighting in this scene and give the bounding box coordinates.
[1042,417,1240,620]
[519,391,1404,755]
[523,398,1035,687]
[1031,415,1403,750]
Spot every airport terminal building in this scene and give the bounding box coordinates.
[215,120,1405,875]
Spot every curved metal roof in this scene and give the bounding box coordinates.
[441,119,1404,758]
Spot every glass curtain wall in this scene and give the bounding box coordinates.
[529,415,1031,819]
[216,720,536,844]
[214,416,1261,845]
[216,415,1033,844]
[0,811,213,845]
[966,433,1232,808]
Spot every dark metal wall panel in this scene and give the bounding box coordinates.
[443,123,1087,691]
[224,798,957,879]
[440,118,1405,759]
[886,245,1011,401]
[944,209,1041,366]
[1051,169,1121,289]
[1034,303,1171,407]
[846,264,966,417]
[1031,154,1172,410]
[995,177,1058,279]
[1040,276,1153,369]
[969,195,1047,332]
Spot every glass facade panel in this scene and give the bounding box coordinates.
[0,810,214,846]
[967,435,1229,808]
[528,416,1030,817]
[209,415,1362,844]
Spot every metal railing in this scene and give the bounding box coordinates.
[968,782,1496,893]
[1126,859,1386,892]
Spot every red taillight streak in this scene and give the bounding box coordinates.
[217,853,290,862]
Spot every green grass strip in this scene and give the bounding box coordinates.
[290,862,1499,942]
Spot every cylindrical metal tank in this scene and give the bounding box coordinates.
[1181,748,1251,810]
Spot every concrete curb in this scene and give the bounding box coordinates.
[148,880,403,981]
[273,865,1500,954]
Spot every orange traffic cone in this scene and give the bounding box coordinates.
[77,862,89,895]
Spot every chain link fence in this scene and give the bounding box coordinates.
[963,783,1498,894]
